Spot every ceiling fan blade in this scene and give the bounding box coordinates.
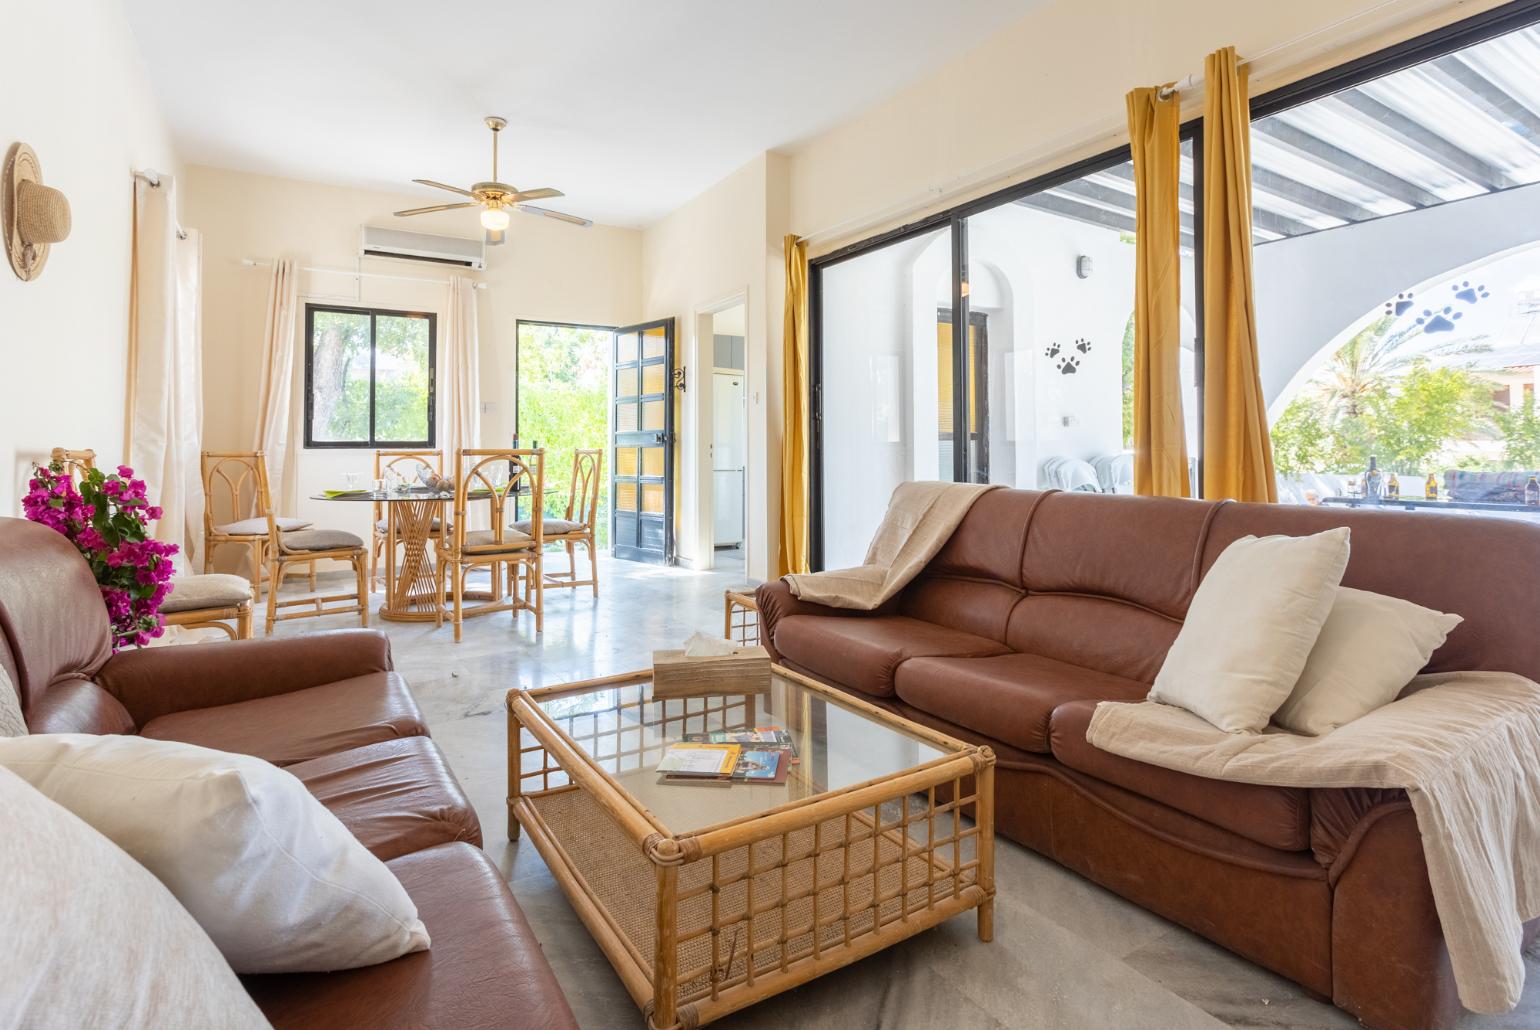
[394,202,477,217]
[412,178,477,198]
[510,187,563,202]
[517,204,592,228]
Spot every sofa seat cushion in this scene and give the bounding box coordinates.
[243,842,579,1030]
[140,672,427,766]
[773,614,1007,698]
[1049,699,1311,852]
[288,737,482,861]
[895,652,1149,753]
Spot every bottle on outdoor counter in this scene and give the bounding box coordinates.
[1387,473,1400,500]
[1363,456,1383,500]
[1425,473,1439,500]
[1527,474,1540,507]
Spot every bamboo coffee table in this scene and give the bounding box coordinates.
[506,665,996,1030]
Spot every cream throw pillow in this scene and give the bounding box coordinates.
[0,734,430,973]
[1150,528,1351,733]
[0,765,270,1029]
[1272,586,1462,736]
[0,662,24,737]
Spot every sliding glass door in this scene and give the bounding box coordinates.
[816,225,955,569]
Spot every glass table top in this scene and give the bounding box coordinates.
[530,672,952,835]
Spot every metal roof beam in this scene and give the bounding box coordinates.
[1426,54,1540,147]
[1053,180,1199,234]
[1253,118,1444,208]
[1015,192,1196,248]
[1249,166,1374,223]
[1329,88,1515,190]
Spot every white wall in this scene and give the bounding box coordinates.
[0,0,181,513]
[185,165,642,568]
[1256,181,1540,412]
[640,153,790,579]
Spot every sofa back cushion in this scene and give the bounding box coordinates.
[899,489,1049,641]
[0,518,121,733]
[1203,502,1540,683]
[1003,492,1220,681]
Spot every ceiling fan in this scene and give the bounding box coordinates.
[394,116,591,245]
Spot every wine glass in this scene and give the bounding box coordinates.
[343,472,359,491]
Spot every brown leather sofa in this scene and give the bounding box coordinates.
[758,489,1540,1030]
[0,517,576,1029]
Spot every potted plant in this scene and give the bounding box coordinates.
[23,462,179,650]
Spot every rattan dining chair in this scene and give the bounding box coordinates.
[435,448,544,642]
[255,458,369,635]
[202,451,315,594]
[513,448,601,598]
[371,449,446,586]
[50,447,254,639]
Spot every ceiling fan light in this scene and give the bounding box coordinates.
[480,207,510,232]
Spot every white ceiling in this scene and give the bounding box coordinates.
[125,0,1039,228]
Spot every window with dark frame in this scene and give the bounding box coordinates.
[304,304,436,449]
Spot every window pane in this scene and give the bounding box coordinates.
[819,225,953,568]
[373,314,431,442]
[310,311,372,443]
[962,142,1199,495]
[1256,20,1540,523]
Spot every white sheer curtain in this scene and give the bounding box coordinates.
[253,258,300,515]
[443,274,481,459]
[128,176,204,572]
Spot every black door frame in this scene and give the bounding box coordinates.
[806,0,1540,572]
[611,317,677,565]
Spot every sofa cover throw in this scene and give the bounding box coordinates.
[784,481,999,610]
[1087,670,1540,1013]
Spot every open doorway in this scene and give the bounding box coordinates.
[711,303,748,574]
[515,320,613,548]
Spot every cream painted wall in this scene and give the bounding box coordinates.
[185,165,641,570]
[639,153,790,580]
[0,0,181,514]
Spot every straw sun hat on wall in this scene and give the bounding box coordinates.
[4,142,72,282]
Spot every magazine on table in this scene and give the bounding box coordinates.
[684,726,799,764]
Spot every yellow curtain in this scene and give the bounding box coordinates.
[1126,86,1191,497]
[1202,47,1277,502]
[778,235,810,577]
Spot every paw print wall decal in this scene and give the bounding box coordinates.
[1044,342,1061,359]
[1074,338,1092,354]
[1385,292,1415,317]
[1452,281,1489,305]
[1417,306,1462,333]
[1058,356,1080,375]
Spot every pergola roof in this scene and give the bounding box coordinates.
[1017,24,1540,246]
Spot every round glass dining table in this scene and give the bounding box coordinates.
[312,486,535,623]
[312,488,451,622]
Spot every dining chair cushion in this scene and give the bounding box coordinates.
[376,518,444,534]
[280,529,365,553]
[216,517,311,537]
[461,529,532,550]
[161,574,254,614]
[512,519,583,536]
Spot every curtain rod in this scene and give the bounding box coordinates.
[240,258,488,290]
[801,0,1411,245]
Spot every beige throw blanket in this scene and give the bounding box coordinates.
[1087,671,1540,1013]
[784,481,1000,610]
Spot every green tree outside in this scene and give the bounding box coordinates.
[517,323,611,546]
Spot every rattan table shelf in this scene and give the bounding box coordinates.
[506,665,996,1030]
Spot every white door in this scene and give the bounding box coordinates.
[712,372,746,547]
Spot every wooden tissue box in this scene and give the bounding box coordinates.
[652,645,772,697]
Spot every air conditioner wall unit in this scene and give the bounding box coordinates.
[360,226,486,270]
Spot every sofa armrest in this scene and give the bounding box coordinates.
[755,580,883,663]
[97,629,394,726]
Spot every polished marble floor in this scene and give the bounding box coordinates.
[257,558,1540,1030]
